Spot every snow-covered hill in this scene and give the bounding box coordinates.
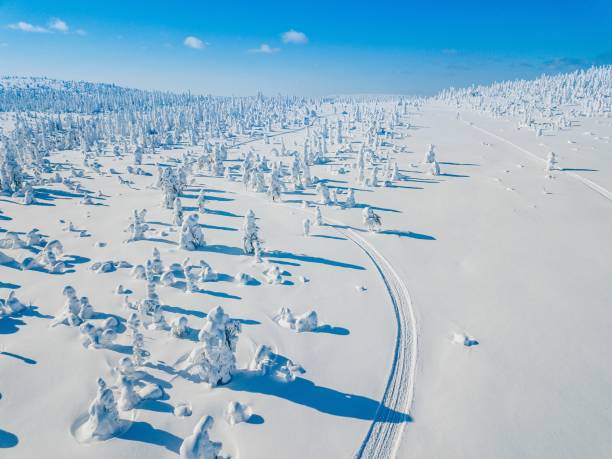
[1,67,611,458]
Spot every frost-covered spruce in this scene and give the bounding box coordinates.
[79,378,123,442]
[0,291,27,316]
[362,207,382,232]
[370,166,379,187]
[180,214,205,250]
[391,162,401,181]
[133,145,143,165]
[179,416,223,459]
[302,159,313,187]
[267,165,284,201]
[28,239,64,273]
[424,144,436,164]
[150,248,164,275]
[242,210,261,256]
[303,218,311,237]
[314,206,323,226]
[132,332,148,366]
[22,182,35,205]
[171,316,189,338]
[160,167,180,209]
[345,188,356,208]
[197,188,206,213]
[53,286,93,327]
[185,306,241,386]
[173,197,184,227]
[357,149,366,185]
[316,182,331,204]
[184,266,199,293]
[290,158,302,190]
[546,151,558,172]
[117,375,140,411]
[127,209,149,241]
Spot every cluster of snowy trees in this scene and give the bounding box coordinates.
[435,66,612,134]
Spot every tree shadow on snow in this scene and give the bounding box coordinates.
[118,421,181,454]
[0,429,18,448]
[0,306,53,335]
[313,324,350,336]
[263,250,365,271]
[227,370,410,423]
[0,351,37,365]
[380,229,436,240]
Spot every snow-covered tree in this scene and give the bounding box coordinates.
[242,209,261,255]
[345,188,356,208]
[197,188,206,213]
[173,197,184,226]
[316,182,331,204]
[127,209,148,241]
[180,214,205,250]
[546,151,558,172]
[80,378,122,441]
[314,206,323,226]
[185,306,241,386]
[424,144,436,164]
[303,218,311,236]
[362,207,382,232]
[267,166,283,201]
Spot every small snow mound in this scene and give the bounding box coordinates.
[179,416,224,459]
[174,403,193,418]
[452,333,479,347]
[224,401,252,425]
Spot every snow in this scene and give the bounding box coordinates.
[1,68,612,458]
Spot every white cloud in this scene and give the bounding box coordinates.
[0,42,8,47]
[249,43,279,54]
[75,29,87,36]
[281,29,308,44]
[48,18,69,33]
[184,35,206,49]
[8,21,48,33]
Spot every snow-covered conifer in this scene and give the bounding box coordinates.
[303,218,311,237]
[180,214,205,250]
[173,197,184,226]
[197,189,206,213]
[316,182,331,204]
[362,207,382,232]
[242,210,261,255]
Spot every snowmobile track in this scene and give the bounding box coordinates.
[334,227,416,459]
[465,120,612,203]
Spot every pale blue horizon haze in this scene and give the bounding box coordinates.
[0,0,611,96]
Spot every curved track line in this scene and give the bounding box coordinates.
[271,201,417,459]
[465,120,612,203]
[333,226,416,459]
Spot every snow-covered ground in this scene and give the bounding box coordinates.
[1,68,612,458]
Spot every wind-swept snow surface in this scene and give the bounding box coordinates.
[1,67,612,458]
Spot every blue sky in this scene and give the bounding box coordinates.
[0,0,611,95]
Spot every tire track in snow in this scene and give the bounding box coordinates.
[331,226,416,459]
[464,120,612,203]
